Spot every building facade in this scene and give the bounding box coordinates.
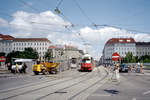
[136,42,150,58]
[12,38,51,60]
[102,38,136,64]
[0,34,14,55]
[49,45,83,61]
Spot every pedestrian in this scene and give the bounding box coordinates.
[136,62,140,73]
[140,63,143,73]
[115,64,120,82]
[22,63,27,73]
[7,62,11,71]
[108,64,111,73]
[15,63,19,74]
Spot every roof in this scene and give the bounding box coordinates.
[0,34,14,40]
[136,42,150,45]
[49,45,56,48]
[13,38,51,42]
[106,38,135,45]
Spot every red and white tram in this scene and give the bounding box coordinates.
[80,54,93,72]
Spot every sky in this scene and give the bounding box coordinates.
[0,0,150,60]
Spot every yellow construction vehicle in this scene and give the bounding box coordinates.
[32,62,60,75]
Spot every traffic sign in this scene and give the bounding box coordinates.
[112,52,120,61]
[0,56,5,62]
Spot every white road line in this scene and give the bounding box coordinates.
[91,94,111,97]
[132,97,136,100]
[143,90,150,95]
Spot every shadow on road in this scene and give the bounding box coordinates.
[104,89,119,94]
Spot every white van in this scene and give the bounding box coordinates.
[11,59,32,73]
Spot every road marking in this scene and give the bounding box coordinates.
[132,97,136,100]
[91,94,111,97]
[143,90,150,95]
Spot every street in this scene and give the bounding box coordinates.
[0,66,150,100]
[87,70,150,100]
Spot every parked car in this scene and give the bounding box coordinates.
[119,64,129,72]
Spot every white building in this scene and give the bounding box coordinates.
[12,38,51,60]
[102,38,136,64]
[136,42,150,58]
[0,34,14,55]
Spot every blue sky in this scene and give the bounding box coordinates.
[0,0,150,59]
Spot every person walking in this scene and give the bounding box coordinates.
[115,64,120,82]
[15,63,19,74]
[140,63,143,73]
[7,62,11,71]
[22,63,27,73]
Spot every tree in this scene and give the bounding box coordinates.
[6,48,39,63]
[24,48,39,59]
[44,49,53,61]
[0,52,5,56]
[122,52,136,63]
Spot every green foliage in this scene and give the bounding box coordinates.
[6,48,39,63]
[0,52,5,56]
[139,55,150,63]
[44,49,53,61]
[122,52,150,63]
[122,52,134,63]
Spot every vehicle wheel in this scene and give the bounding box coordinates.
[42,70,49,75]
[50,68,57,74]
[34,71,39,75]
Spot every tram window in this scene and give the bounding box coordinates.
[71,58,77,64]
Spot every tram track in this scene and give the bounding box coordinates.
[35,68,98,100]
[0,70,86,93]
[1,71,91,100]
[35,67,108,100]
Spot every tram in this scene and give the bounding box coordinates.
[80,54,93,72]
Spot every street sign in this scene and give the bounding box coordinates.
[0,56,5,62]
[112,52,120,61]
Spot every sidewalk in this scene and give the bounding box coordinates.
[0,65,11,77]
[143,69,150,76]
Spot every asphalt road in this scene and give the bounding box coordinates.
[0,67,150,100]
[86,71,150,100]
[0,66,109,100]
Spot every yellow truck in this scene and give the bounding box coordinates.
[32,62,60,75]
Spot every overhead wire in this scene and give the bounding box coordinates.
[0,1,150,37]
[54,0,87,44]
[56,0,64,8]
[73,0,98,28]
[17,0,40,13]
[0,11,149,34]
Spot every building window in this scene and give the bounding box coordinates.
[127,40,131,42]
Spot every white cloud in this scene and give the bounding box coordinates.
[2,10,150,60]
[0,18,8,27]
[79,27,150,59]
[10,11,71,37]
